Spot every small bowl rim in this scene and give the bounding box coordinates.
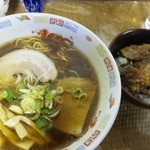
[109,28,150,109]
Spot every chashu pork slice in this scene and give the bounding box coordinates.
[0,49,58,82]
[53,77,97,137]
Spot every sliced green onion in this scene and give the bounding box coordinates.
[54,95,63,104]
[79,93,88,101]
[16,83,26,94]
[35,117,48,129]
[35,117,50,133]
[56,86,64,94]
[48,109,60,118]
[29,112,41,120]
[35,99,42,111]
[20,97,36,114]
[0,71,63,136]
[73,88,82,99]
[19,89,30,94]
[2,88,15,103]
[44,90,57,108]
[41,108,58,116]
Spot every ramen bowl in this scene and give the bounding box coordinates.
[0,13,121,150]
[109,28,150,109]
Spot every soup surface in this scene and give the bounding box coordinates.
[0,36,99,150]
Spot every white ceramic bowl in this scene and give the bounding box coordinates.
[0,13,121,150]
[0,0,9,17]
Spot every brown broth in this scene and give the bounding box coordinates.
[0,36,99,150]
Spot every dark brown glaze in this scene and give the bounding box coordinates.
[109,29,150,109]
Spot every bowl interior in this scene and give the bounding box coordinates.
[0,13,121,149]
[109,29,150,109]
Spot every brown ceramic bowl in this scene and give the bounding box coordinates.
[109,28,150,109]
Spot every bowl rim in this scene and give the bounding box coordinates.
[109,28,150,52]
[0,12,122,149]
[109,28,150,109]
